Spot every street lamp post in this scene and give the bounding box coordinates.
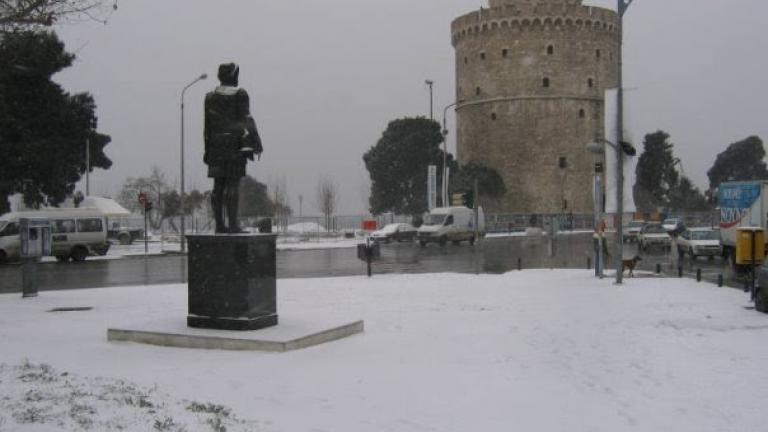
[85,117,96,196]
[425,80,434,120]
[587,138,636,283]
[180,73,207,253]
[441,100,464,207]
[615,0,634,284]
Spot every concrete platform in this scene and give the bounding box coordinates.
[107,314,364,352]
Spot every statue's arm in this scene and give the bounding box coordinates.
[237,89,263,158]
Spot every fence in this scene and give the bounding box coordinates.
[127,211,722,250]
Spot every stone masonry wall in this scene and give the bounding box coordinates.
[452,0,619,214]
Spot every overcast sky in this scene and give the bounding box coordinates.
[53,0,768,215]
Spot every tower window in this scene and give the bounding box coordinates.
[476,87,481,96]
[596,49,601,59]
[502,49,508,58]
[588,78,594,88]
[480,52,486,60]
[464,56,468,64]
[547,45,554,55]
[579,109,586,118]
[491,113,497,121]
[559,157,568,169]
[543,77,550,88]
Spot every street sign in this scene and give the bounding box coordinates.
[138,192,147,207]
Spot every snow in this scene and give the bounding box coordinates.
[285,222,327,233]
[79,196,132,217]
[1,270,767,431]
[276,236,360,251]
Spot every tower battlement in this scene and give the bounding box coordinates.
[452,1,617,45]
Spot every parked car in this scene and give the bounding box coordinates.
[370,223,417,243]
[623,220,645,243]
[638,223,671,252]
[677,228,722,260]
[108,223,145,245]
[662,217,685,233]
[417,206,485,247]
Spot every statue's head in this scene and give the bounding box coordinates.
[217,63,240,87]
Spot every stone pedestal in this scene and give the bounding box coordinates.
[187,234,277,330]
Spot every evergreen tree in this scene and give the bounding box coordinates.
[634,130,710,212]
[707,136,768,190]
[239,175,273,218]
[634,131,680,211]
[363,117,455,215]
[450,161,507,208]
[0,30,112,213]
[668,177,711,212]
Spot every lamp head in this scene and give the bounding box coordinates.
[620,141,637,157]
[586,141,605,155]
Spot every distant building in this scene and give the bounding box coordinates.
[452,0,618,214]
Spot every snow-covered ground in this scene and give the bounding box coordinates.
[1,270,766,431]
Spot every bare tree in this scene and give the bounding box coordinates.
[316,175,339,232]
[116,166,169,230]
[268,175,291,233]
[0,0,118,30]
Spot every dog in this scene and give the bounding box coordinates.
[622,255,643,277]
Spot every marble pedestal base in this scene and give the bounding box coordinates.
[187,234,277,331]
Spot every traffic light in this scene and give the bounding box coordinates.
[451,191,474,208]
[463,191,474,209]
[144,201,153,212]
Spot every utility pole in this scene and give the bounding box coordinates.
[85,117,96,196]
[180,73,207,253]
[299,195,303,218]
[615,0,633,284]
[85,136,90,196]
[441,100,464,207]
[425,80,434,120]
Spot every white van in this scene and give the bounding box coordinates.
[417,206,485,247]
[0,208,110,263]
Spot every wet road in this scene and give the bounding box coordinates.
[0,233,737,293]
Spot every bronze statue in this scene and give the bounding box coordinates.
[204,63,263,233]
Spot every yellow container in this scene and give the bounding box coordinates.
[736,228,765,265]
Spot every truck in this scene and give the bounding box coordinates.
[417,206,485,247]
[718,181,768,263]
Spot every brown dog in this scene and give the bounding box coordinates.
[622,255,643,277]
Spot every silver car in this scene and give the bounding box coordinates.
[638,223,671,252]
[677,228,722,260]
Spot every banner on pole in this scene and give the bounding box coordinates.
[428,165,437,210]
[603,88,637,214]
